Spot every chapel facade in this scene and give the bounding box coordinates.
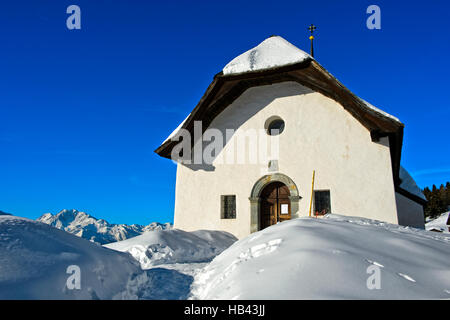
[155,36,426,239]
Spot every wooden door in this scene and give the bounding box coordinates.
[260,182,291,230]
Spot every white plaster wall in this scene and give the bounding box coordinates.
[395,192,425,229]
[174,82,399,239]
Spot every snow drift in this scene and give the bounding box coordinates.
[0,215,234,300]
[104,229,237,269]
[190,215,450,300]
[426,212,450,233]
[0,215,145,299]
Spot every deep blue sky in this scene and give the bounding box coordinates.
[0,0,449,224]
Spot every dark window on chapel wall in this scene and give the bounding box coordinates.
[221,195,236,219]
[314,190,331,216]
[265,117,285,136]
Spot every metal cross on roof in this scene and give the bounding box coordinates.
[308,24,316,58]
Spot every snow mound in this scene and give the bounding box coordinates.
[37,209,171,245]
[190,215,450,300]
[223,36,311,75]
[399,167,427,201]
[0,215,145,299]
[104,229,237,269]
[426,212,450,233]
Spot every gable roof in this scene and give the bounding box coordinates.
[154,36,405,185]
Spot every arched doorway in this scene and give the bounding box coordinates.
[249,173,301,233]
[260,181,291,229]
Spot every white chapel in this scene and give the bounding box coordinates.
[155,36,426,239]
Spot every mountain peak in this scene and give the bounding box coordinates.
[37,209,172,244]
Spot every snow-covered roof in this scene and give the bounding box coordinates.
[161,37,312,144]
[162,115,189,145]
[221,36,398,126]
[156,36,405,174]
[359,98,401,124]
[223,36,311,75]
[399,166,426,201]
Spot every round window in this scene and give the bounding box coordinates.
[266,118,285,136]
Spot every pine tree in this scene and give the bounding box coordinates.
[423,183,449,218]
[445,182,450,209]
[423,187,431,200]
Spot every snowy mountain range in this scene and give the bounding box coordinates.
[37,209,171,245]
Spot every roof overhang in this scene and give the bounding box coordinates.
[395,186,428,206]
[154,58,405,185]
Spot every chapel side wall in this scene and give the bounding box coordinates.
[173,82,399,239]
[395,192,425,229]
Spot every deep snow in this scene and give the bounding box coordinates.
[190,215,450,300]
[426,212,450,233]
[104,229,237,269]
[0,214,235,299]
[0,215,144,299]
[2,213,449,300]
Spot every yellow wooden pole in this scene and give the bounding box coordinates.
[308,170,315,217]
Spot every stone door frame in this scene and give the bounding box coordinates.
[249,173,301,233]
